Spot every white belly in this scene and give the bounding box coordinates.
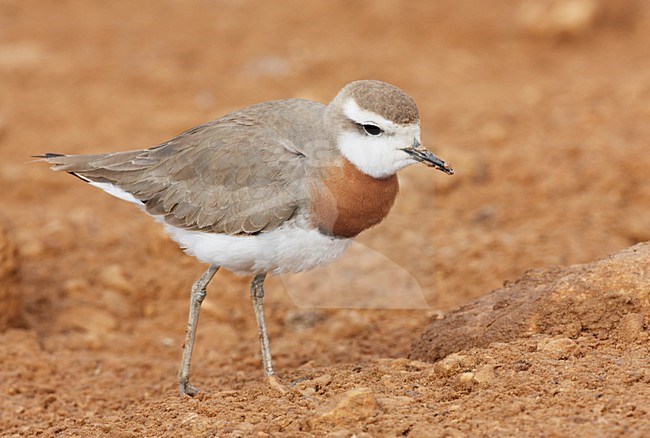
[86,180,352,275]
[163,224,352,275]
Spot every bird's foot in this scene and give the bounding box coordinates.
[179,381,201,397]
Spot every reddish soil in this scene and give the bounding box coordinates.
[1,0,649,436]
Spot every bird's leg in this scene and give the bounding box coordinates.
[250,273,286,393]
[178,265,219,396]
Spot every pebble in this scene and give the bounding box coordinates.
[617,313,645,342]
[310,387,377,427]
[538,337,578,360]
[455,372,476,390]
[473,364,497,385]
[296,373,333,395]
[434,353,477,376]
[179,412,211,434]
[377,396,413,411]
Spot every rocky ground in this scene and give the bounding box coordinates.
[1,0,649,436]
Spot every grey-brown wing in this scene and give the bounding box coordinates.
[43,122,311,235]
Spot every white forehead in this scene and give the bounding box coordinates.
[343,98,421,140]
[343,98,398,131]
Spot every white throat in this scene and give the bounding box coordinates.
[336,99,421,179]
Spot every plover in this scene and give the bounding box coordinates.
[37,80,454,396]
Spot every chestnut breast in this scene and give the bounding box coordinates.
[310,159,399,239]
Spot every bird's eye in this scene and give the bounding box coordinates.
[361,124,383,136]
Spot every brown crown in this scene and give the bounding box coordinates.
[335,80,420,125]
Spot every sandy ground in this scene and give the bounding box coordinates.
[1,0,649,436]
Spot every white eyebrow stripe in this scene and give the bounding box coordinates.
[343,99,397,130]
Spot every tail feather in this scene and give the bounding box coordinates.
[36,151,148,206]
[32,152,65,159]
[36,150,136,182]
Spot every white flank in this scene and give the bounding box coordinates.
[340,99,422,179]
[164,224,353,276]
[87,181,144,206]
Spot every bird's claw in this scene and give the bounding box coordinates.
[179,381,201,397]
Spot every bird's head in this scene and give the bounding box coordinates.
[327,80,453,179]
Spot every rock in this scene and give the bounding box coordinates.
[538,337,579,360]
[0,221,23,331]
[455,372,476,390]
[310,387,377,428]
[296,373,333,395]
[617,313,646,342]
[411,243,650,363]
[473,364,497,385]
[377,396,413,411]
[179,412,211,435]
[434,353,477,377]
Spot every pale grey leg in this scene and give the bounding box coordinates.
[250,274,286,392]
[178,265,219,396]
[250,273,275,376]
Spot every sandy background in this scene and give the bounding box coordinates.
[1,0,649,436]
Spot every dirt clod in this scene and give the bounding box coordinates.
[310,387,377,428]
[617,313,646,342]
[410,243,650,363]
[538,337,579,360]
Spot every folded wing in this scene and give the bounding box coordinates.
[41,121,311,235]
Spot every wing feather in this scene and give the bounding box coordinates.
[42,120,311,235]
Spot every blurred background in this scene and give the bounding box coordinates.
[1,0,649,432]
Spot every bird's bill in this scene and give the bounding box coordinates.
[401,147,454,175]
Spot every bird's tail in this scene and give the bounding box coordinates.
[34,149,150,180]
[34,150,151,205]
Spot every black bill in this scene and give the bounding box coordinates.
[401,147,454,175]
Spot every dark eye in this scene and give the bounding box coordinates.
[362,124,383,136]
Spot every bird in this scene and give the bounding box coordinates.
[36,80,454,396]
